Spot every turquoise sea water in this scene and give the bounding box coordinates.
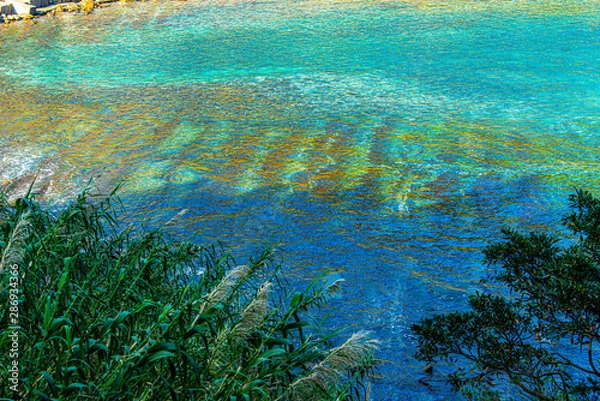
[1,1,600,398]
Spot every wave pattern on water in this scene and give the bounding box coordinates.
[1,1,600,399]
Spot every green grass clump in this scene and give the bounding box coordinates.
[0,186,378,400]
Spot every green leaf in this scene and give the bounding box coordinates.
[48,317,70,334]
[41,371,57,397]
[43,296,56,333]
[249,348,286,368]
[138,342,178,367]
[290,291,303,309]
[141,350,175,366]
[159,304,173,321]
[184,326,208,340]
[63,383,89,396]
[282,321,310,331]
[264,338,293,347]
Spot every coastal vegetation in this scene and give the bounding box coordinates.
[413,189,600,400]
[0,185,378,400]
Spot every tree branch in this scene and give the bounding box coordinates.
[588,334,600,377]
[506,370,554,401]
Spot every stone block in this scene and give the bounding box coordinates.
[12,1,35,14]
[0,3,15,14]
[25,0,46,7]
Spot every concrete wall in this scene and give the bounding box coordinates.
[10,1,36,14]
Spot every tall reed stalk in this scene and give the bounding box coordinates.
[0,186,378,400]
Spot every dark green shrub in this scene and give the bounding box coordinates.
[412,189,600,400]
[0,186,378,400]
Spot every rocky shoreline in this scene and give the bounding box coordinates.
[1,0,118,23]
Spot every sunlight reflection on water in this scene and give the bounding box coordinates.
[1,1,600,398]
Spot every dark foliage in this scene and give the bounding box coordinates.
[413,189,600,400]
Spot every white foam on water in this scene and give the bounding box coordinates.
[0,147,83,203]
[0,148,44,184]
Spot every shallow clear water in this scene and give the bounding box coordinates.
[1,1,600,399]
